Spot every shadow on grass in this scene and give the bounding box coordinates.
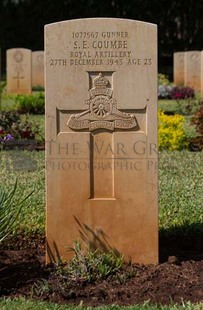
[159,222,203,263]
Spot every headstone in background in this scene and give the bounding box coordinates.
[6,48,32,94]
[185,51,201,91]
[32,51,44,88]
[173,52,185,85]
[45,18,158,265]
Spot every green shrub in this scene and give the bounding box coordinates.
[0,110,41,140]
[158,111,187,150]
[32,85,45,92]
[158,73,171,86]
[183,116,198,140]
[158,85,195,101]
[169,86,195,99]
[158,100,179,115]
[57,241,123,282]
[158,98,201,116]
[0,179,33,242]
[15,92,45,114]
[0,94,16,111]
[0,110,21,133]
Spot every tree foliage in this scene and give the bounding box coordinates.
[0,0,202,74]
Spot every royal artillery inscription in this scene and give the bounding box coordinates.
[45,18,158,264]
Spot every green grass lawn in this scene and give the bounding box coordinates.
[0,150,45,234]
[0,298,202,310]
[159,151,203,230]
[0,93,16,111]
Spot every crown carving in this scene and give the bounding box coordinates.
[93,73,109,88]
[89,73,112,98]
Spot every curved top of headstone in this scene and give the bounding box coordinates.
[45,17,156,28]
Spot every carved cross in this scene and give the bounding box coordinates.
[13,71,25,89]
[58,72,143,199]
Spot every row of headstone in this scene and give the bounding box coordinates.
[173,51,202,94]
[6,48,44,94]
[45,18,158,265]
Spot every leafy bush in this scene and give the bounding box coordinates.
[0,180,33,242]
[0,110,21,131]
[158,73,171,86]
[169,86,195,100]
[158,110,187,150]
[158,74,172,99]
[158,98,201,116]
[190,105,203,135]
[183,116,198,140]
[0,110,41,140]
[158,85,173,99]
[158,85,195,100]
[57,241,123,282]
[15,92,45,114]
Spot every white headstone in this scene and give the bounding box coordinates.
[45,18,158,265]
[32,51,44,88]
[6,48,32,94]
[185,51,201,91]
[173,52,185,85]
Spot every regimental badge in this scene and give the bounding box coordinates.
[67,73,138,131]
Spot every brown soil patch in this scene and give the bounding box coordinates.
[0,232,202,307]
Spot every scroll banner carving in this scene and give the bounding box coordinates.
[67,73,138,131]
